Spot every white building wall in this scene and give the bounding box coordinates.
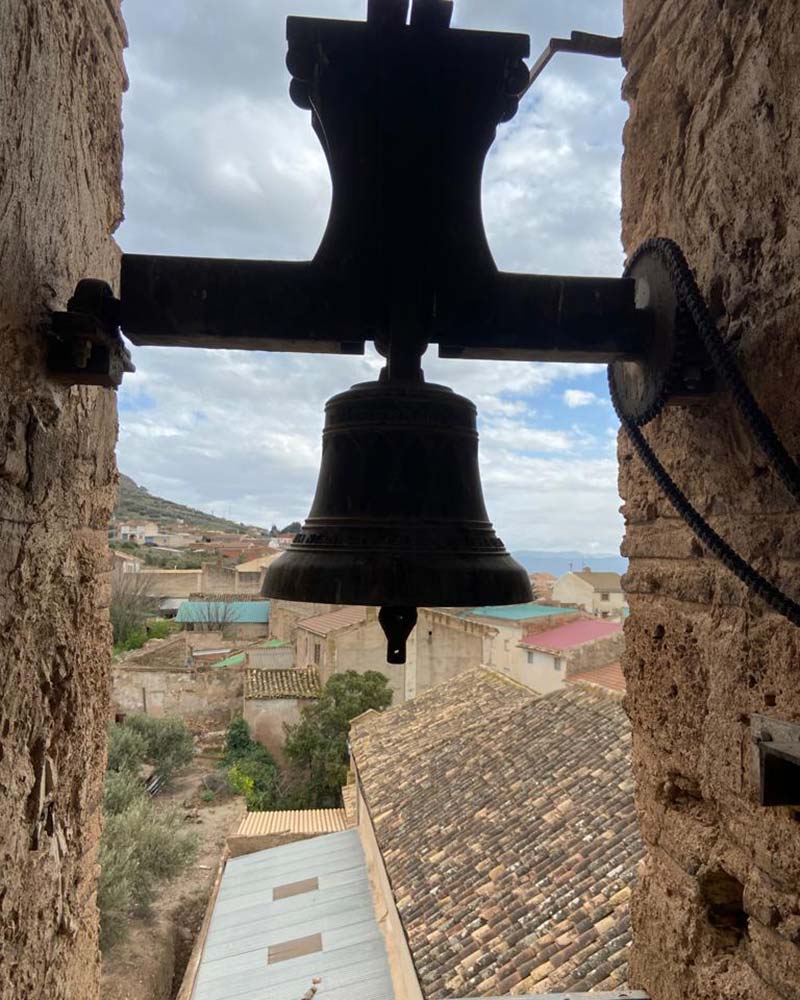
[517,649,565,693]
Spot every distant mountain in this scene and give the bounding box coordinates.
[114,474,268,535]
[512,550,627,578]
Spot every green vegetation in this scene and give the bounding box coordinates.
[284,671,392,807]
[99,717,198,951]
[115,472,266,534]
[220,672,392,814]
[111,541,204,570]
[122,714,195,782]
[222,716,282,811]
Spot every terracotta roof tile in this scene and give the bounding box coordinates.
[244,667,320,700]
[296,605,366,635]
[350,669,642,998]
[568,661,627,692]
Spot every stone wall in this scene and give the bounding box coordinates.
[621,3,800,998]
[565,631,626,677]
[0,2,125,997]
[243,697,304,765]
[113,660,243,729]
[414,609,489,693]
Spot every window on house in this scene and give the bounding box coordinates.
[527,651,534,664]
[554,658,562,671]
[314,642,321,665]
[600,592,610,601]
[504,639,510,651]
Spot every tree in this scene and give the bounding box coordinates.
[187,601,241,633]
[110,570,154,649]
[284,671,392,807]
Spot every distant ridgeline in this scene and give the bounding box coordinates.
[113,473,266,534]
[513,549,627,577]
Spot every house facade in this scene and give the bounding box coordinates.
[459,603,580,678]
[242,666,321,764]
[551,568,627,617]
[294,605,497,704]
[517,618,625,693]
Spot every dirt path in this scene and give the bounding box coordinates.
[100,754,245,1000]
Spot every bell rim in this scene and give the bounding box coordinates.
[263,547,533,608]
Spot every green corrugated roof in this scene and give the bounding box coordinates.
[460,603,576,622]
[210,652,246,668]
[176,601,270,624]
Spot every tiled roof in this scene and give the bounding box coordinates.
[460,603,577,622]
[234,809,348,838]
[245,667,321,700]
[569,661,627,692]
[520,618,622,650]
[575,569,623,591]
[296,605,366,635]
[176,600,270,624]
[350,670,642,998]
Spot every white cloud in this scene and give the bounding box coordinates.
[563,389,599,408]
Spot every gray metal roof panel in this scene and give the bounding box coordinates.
[191,828,394,1000]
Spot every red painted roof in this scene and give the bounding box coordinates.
[569,661,627,692]
[521,618,622,651]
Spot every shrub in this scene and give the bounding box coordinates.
[98,833,139,950]
[104,769,147,816]
[284,670,392,807]
[123,715,194,782]
[222,715,282,810]
[223,715,255,765]
[200,789,215,803]
[106,723,147,774]
[228,756,281,811]
[99,799,198,951]
[145,618,174,640]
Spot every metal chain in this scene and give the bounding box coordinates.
[610,237,800,627]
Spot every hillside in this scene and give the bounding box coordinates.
[114,474,267,534]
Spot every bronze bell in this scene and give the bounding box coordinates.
[263,375,531,662]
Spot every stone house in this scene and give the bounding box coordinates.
[233,551,284,594]
[516,617,625,694]
[295,605,498,704]
[111,549,142,574]
[459,602,580,677]
[551,568,627,617]
[114,520,159,544]
[112,633,244,728]
[268,599,340,643]
[242,666,321,763]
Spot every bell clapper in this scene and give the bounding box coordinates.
[379,606,418,664]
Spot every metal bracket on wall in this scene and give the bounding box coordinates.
[750,713,800,807]
[520,30,622,97]
[48,278,135,389]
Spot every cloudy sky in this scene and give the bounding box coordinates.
[117,0,628,553]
